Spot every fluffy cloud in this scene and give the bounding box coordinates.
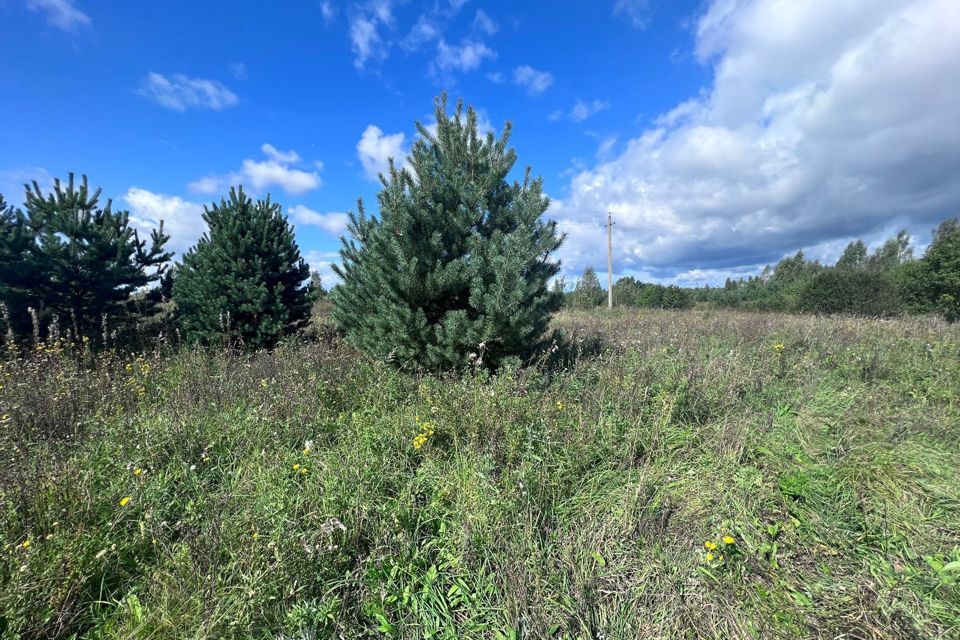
[434,39,496,74]
[357,107,499,182]
[26,0,91,32]
[357,125,407,181]
[139,72,238,112]
[189,144,322,196]
[473,10,498,36]
[124,188,206,256]
[549,99,610,122]
[289,205,351,236]
[349,0,396,69]
[513,65,554,95]
[551,0,960,283]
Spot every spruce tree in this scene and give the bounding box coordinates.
[332,95,563,370]
[173,187,312,348]
[9,175,171,342]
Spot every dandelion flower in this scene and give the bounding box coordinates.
[723,535,735,545]
[299,467,308,475]
[556,401,565,411]
[21,539,31,549]
[292,463,301,471]
[704,540,717,550]
[706,552,715,562]
[252,532,259,540]
[119,496,131,507]
[133,468,143,476]
[774,343,785,352]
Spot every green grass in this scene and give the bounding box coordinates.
[1,310,959,639]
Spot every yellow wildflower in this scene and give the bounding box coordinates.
[299,467,308,475]
[21,539,31,549]
[292,463,301,471]
[774,342,785,352]
[252,532,259,540]
[704,540,717,550]
[119,496,131,507]
[133,468,143,476]
[556,401,565,411]
[706,552,715,562]
[413,433,428,449]
[723,535,735,545]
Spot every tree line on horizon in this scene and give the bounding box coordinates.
[1,94,959,370]
[553,226,960,321]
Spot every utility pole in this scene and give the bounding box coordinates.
[606,211,614,309]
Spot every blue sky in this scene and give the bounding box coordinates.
[2,0,959,287]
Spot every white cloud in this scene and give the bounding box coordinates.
[26,0,91,33]
[228,62,247,80]
[241,160,320,194]
[289,205,351,236]
[261,143,301,164]
[613,0,655,29]
[139,72,239,112]
[357,125,407,180]
[550,99,610,122]
[189,144,322,196]
[350,16,384,69]
[486,71,504,84]
[551,0,960,284]
[473,9,498,36]
[349,0,397,69]
[303,249,343,287]
[124,188,206,256]
[402,15,439,51]
[320,1,336,24]
[513,65,554,95]
[434,39,496,74]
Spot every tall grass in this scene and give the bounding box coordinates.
[1,310,958,639]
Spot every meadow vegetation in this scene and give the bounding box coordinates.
[2,309,958,639]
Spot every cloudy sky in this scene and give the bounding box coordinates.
[2,0,958,286]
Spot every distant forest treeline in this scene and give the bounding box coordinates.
[565,219,960,321]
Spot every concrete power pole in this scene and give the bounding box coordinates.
[607,212,614,309]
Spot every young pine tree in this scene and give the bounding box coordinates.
[15,175,171,342]
[0,194,43,337]
[332,95,564,370]
[173,188,312,348]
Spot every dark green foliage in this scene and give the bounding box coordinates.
[835,240,867,270]
[899,219,960,321]
[568,266,605,309]
[0,194,42,337]
[1,175,171,342]
[332,95,563,370]
[173,188,312,349]
[611,276,692,309]
[797,269,902,316]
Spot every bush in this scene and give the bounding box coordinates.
[797,269,902,316]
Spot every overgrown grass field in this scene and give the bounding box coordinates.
[1,310,959,639]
